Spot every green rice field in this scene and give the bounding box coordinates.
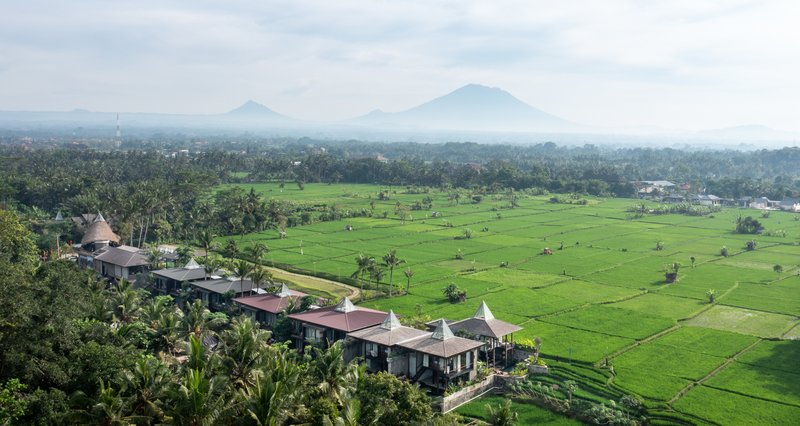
[220,183,800,425]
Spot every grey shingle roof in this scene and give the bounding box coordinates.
[190,277,260,295]
[93,245,148,267]
[347,311,429,346]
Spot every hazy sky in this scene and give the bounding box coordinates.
[1,0,799,131]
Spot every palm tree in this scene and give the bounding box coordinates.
[381,250,405,297]
[67,381,143,426]
[111,279,142,323]
[311,341,361,406]
[119,356,170,420]
[219,316,271,390]
[403,267,414,294]
[182,299,226,340]
[168,368,226,426]
[369,265,384,292]
[486,399,518,426]
[237,348,303,426]
[249,267,273,293]
[323,399,380,426]
[200,255,221,281]
[248,242,269,265]
[149,306,183,358]
[176,246,194,266]
[231,259,255,295]
[147,247,163,270]
[196,230,217,267]
[350,254,373,295]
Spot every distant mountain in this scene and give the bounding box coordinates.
[348,84,579,132]
[225,100,283,117]
[695,124,800,142]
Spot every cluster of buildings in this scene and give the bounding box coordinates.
[72,212,523,393]
[634,180,800,211]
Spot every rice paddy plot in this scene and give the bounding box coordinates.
[536,279,640,305]
[409,277,504,300]
[648,326,758,358]
[610,293,707,321]
[705,362,800,407]
[735,339,800,374]
[612,327,756,403]
[515,247,634,277]
[468,268,565,288]
[682,305,798,338]
[540,305,674,340]
[479,286,585,318]
[658,264,759,300]
[720,280,800,316]
[515,320,634,364]
[672,385,800,425]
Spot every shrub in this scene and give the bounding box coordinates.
[720,246,729,257]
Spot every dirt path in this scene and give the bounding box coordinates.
[263,265,361,300]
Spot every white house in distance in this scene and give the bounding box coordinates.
[779,197,800,212]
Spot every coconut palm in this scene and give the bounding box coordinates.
[219,316,271,390]
[230,259,255,295]
[168,368,226,426]
[248,242,269,265]
[196,230,216,267]
[67,381,146,426]
[237,348,303,426]
[311,341,361,406]
[111,279,142,323]
[149,306,183,357]
[381,250,405,297]
[403,267,414,294]
[486,399,518,426]
[119,356,170,420]
[182,299,226,340]
[350,254,373,295]
[249,266,273,294]
[369,265,384,292]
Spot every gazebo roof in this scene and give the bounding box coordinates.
[447,301,523,339]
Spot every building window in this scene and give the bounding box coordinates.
[422,354,429,367]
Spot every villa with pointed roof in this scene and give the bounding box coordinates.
[348,311,430,374]
[288,297,387,353]
[395,319,485,391]
[233,284,309,327]
[445,301,522,366]
[348,312,486,391]
[152,259,221,295]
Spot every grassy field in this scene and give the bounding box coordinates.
[455,395,581,425]
[218,183,800,425]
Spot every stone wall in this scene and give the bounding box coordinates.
[440,374,498,413]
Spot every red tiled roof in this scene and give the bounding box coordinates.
[234,289,307,314]
[288,302,387,333]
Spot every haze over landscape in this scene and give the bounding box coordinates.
[4,3,800,426]
[1,1,800,144]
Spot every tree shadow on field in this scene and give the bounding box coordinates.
[741,340,800,402]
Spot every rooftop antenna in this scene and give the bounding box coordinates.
[115,113,121,148]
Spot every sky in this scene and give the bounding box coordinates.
[1,0,799,131]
